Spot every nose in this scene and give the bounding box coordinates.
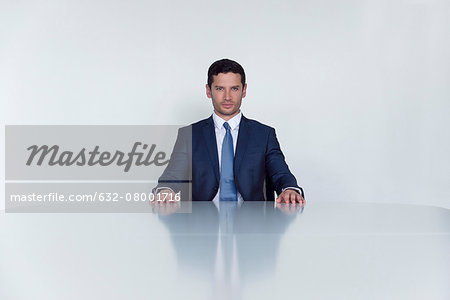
[224,89,231,101]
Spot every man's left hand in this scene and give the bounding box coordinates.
[276,189,305,205]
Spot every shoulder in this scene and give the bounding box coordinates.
[190,116,213,128]
[242,115,275,133]
[175,116,212,134]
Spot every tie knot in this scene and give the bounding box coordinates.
[223,122,231,131]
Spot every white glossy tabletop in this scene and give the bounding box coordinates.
[1,201,449,300]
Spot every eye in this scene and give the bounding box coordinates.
[231,87,239,91]
[215,87,223,91]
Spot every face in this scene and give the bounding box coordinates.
[206,72,247,120]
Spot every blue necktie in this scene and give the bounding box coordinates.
[219,122,237,201]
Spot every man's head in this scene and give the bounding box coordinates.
[206,59,247,120]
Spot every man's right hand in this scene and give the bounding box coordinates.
[150,188,180,215]
[151,188,179,203]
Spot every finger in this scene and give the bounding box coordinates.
[298,196,305,206]
[279,193,288,204]
[284,192,289,204]
[169,192,177,202]
[300,195,306,204]
[294,193,302,204]
[284,194,290,204]
[290,192,296,204]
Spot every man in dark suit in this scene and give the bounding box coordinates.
[155,59,304,204]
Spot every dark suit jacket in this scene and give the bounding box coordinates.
[157,115,301,201]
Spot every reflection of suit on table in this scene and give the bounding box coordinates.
[158,115,302,201]
[157,201,301,281]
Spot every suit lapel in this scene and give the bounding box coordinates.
[201,116,220,183]
[235,115,250,174]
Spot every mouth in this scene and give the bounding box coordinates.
[222,103,233,109]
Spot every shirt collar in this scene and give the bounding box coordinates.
[213,111,242,130]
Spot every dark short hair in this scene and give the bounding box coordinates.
[207,59,246,88]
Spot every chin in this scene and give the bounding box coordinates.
[225,110,237,115]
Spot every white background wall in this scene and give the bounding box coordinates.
[1,0,449,209]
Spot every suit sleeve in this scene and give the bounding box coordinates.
[265,128,301,196]
[154,126,192,195]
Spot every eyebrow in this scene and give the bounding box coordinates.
[214,85,240,88]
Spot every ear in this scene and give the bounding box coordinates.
[242,83,247,98]
[206,84,212,99]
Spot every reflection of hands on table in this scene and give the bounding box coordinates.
[276,202,304,215]
[150,201,181,216]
